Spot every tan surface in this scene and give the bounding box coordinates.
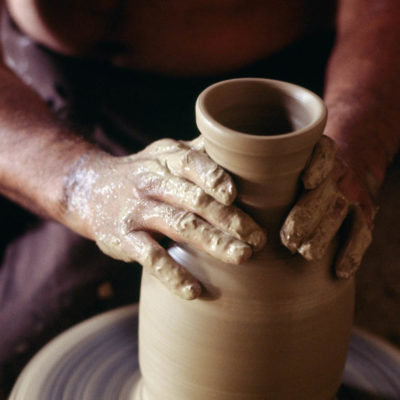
[65,136,265,300]
[134,79,354,400]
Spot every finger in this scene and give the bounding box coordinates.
[159,143,236,206]
[188,136,205,152]
[302,136,337,189]
[335,206,372,279]
[280,177,337,253]
[143,138,182,156]
[133,200,252,264]
[138,172,266,250]
[117,230,201,300]
[298,191,349,261]
[141,138,236,205]
[199,200,266,251]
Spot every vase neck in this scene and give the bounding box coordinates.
[204,140,316,242]
[195,78,327,242]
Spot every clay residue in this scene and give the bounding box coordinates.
[298,191,349,261]
[154,138,237,205]
[281,134,374,279]
[280,177,337,253]
[65,138,266,300]
[302,135,337,189]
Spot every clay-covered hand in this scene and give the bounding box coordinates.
[280,135,374,278]
[66,137,266,300]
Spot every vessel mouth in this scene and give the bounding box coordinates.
[196,78,327,147]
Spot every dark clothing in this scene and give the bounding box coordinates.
[0,7,340,396]
[2,7,400,400]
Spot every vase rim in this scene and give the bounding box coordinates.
[196,78,327,154]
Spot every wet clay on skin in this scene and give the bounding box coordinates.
[281,134,373,276]
[64,137,265,299]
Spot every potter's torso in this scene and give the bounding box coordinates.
[7,0,336,75]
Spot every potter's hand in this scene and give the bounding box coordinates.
[66,137,266,300]
[280,136,374,278]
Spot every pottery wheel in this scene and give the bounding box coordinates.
[9,305,400,400]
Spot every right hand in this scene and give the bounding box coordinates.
[65,137,266,300]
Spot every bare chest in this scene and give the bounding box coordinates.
[7,0,336,75]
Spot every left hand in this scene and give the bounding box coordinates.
[280,135,375,278]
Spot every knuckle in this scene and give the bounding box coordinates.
[205,164,225,186]
[132,159,165,179]
[225,211,245,232]
[184,148,196,164]
[150,138,179,151]
[166,148,193,172]
[135,169,165,194]
[145,246,164,267]
[120,211,136,234]
[190,186,208,207]
[189,136,205,151]
[96,233,129,261]
[172,210,198,233]
[321,135,337,151]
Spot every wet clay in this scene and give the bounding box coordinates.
[134,79,355,400]
[302,135,337,189]
[65,138,265,299]
[281,133,373,276]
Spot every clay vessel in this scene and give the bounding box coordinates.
[133,78,355,400]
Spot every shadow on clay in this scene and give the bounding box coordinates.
[199,278,221,301]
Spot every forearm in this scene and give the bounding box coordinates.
[324,0,400,190]
[0,64,102,237]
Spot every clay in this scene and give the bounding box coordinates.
[280,177,338,252]
[302,135,337,189]
[65,138,265,299]
[298,190,349,260]
[134,79,355,400]
[146,138,237,206]
[281,137,372,275]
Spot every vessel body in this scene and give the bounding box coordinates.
[135,78,355,400]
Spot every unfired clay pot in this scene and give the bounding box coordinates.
[133,78,355,400]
